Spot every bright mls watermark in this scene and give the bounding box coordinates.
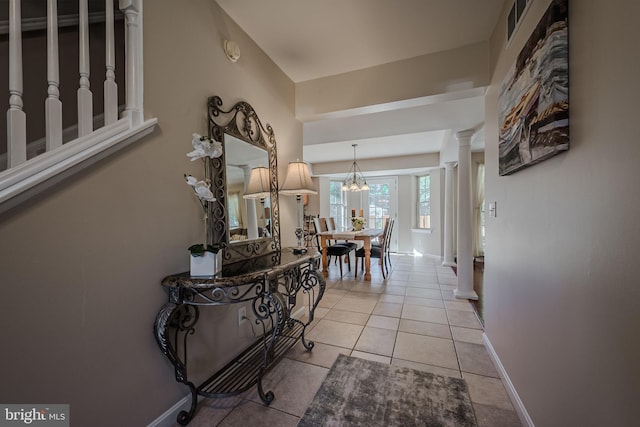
[1,405,69,426]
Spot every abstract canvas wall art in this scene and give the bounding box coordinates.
[499,0,569,175]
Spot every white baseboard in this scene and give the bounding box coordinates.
[482,333,535,427]
[147,393,203,427]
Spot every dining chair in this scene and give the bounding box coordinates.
[327,217,358,252]
[383,218,394,270]
[372,218,394,270]
[354,218,393,279]
[319,217,334,245]
[313,218,353,276]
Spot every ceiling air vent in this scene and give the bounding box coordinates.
[507,0,533,41]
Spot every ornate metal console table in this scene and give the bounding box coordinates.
[154,249,325,426]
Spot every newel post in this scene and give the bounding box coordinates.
[119,0,143,125]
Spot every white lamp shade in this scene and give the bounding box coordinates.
[280,162,317,195]
[243,167,271,199]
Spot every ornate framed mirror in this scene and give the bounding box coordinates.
[207,96,281,265]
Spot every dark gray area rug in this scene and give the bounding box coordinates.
[298,354,477,427]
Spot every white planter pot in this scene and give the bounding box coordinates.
[190,251,222,278]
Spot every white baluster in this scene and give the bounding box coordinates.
[104,0,118,125]
[120,0,143,125]
[7,0,27,168]
[77,0,93,136]
[46,0,63,150]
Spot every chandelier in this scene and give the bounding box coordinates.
[341,144,369,192]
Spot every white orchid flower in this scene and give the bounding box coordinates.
[206,139,223,158]
[187,133,223,161]
[184,174,198,187]
[193,180,215,202]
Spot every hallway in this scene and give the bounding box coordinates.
[179,254,521,426]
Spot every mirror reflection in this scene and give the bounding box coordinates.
[224,134,271,243]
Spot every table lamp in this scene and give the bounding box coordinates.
[280,161,317,254]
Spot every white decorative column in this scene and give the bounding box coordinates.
[242,166,259,240]
[454,130,478,300]
[442,161,457,267]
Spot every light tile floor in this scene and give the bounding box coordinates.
[178,254,522,427]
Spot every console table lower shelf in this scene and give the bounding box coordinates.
[154,250,324,426]
[200,320,304,398]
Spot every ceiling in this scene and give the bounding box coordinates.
[215,0,506,177]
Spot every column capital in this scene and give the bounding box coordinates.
[455,129,475,146]
[444,161,457,169]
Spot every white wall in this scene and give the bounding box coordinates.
[305,177,322,218]
[484,0,640,425]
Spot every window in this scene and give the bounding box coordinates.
[507,0,532,41]
[329,181,347,228]
[228,193,241,228]
[417,175,430,229]
[368,182,390,230]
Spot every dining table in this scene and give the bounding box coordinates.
[317,228,383,281]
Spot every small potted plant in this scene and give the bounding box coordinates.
[188,243,225,278]
[185,133,224,277]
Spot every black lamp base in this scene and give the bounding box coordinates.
[292,247,308,255]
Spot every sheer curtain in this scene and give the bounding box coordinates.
[474,164,485,257]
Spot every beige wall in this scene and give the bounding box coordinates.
[484,0,640,425]
[0,1,300,426]
[312,152,440,176]
[295,41,490,120]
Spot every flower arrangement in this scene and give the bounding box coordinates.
[351,216,366,230]
[185,133,224,256]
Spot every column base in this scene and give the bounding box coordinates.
[454,289,479,301]
[442,260,457,267]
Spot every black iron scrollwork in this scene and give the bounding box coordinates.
[154,252,325,425]
[153,303,200,425]
[178,282,267,305]
[206,96,281,265]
